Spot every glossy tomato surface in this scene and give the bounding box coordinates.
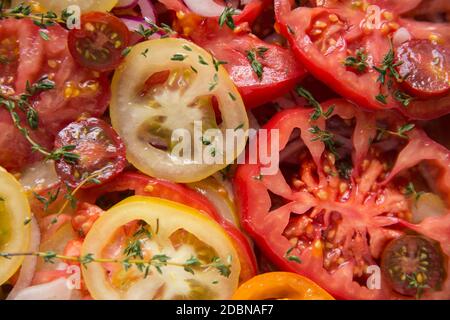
[235,99,450,299]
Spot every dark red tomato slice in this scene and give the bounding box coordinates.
[68,12,130,72]
[54,117,126,188]
[274,0,450,119]
[81,171,258,283]
[190,20,306,108]
[235,99,450,299]
[396,39,450,98]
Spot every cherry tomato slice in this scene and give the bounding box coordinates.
[54,117,126,189]
[68,12,130,72]
[396,39,450,98]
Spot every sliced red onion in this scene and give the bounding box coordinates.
[7,217,40,300]
[121,16,147,32]
[12,278,76,300]
[240,0,251,5]
[138,0,157,22]
[115,0,139,9]
[183,0,227,17]
[393,27,412,46]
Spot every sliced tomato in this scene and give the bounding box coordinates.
[235,99,450,299]
[82,196,241,299]
[0,19,110,172]
[274,0,450,119]
[232,272,334,300]
[68,12,130,72]
[110,38,248,183]
[190,20,306,108]
[54,118,127,188]
[81,171,257,282]
[0,167,31,285]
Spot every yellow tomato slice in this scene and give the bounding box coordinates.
[0,167,31,285]
[12,0,118,13]
[81,196,241,300]
[110,38,249,183]
[232,272,335,300]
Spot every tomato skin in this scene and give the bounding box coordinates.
[235,99,450,299]
[83,172,258,282]
[54,117,127,189]
[68,12,130,72]
[72,203,104,237]
[274,0,450,120]
[190,20,306,108]
[0,19,110,172]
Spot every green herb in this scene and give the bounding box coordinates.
[256,47,269,57]
[295,86,334,120]
[228,92,236,101]
[124,240,144,259]
[141,48,149,58]
[337,160,352,180]
[210,256,232,278]
[397,123,415,138]
[209,73,219,91]
[135,19,176,39]
[198,55,208,65]
[406,273,430,300]
[39,30,49,41]
[375,93,388,104]
[218,6,237,30]
[394,90,413,107]
[344,49,368,73]
[376,123,415,140]
[23,217,32,226]
[284,247,302,264]
[121,47,131,57]
[182,45,192,51]
[373,41,403,85]
[190,66,198,73]
[33,187,61,212]
[309,126,339,158]
[404,182,424,201]
[246,50,264,80]
[287,25,295,35]
[171,53,186,61]
[212,56,227,71]
[235,123,244,130]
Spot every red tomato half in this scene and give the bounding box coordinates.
[68,12,130,72]
[54,118,126,188]
[274,0,450,119]
[190,20,306,108]
[82,172,258,282]
[235,99,450,299]
[0,19,110,172]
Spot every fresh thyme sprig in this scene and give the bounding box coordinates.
[0,251,233,278]
[404,182,425,201]
[309,125,339,158]
[218,6,237,30]
[295,86,334,121]
[344,48,369,73]
[0,77,79,163]
[246,49,264,81]
[0,2,73,28]
[135,17,176,39]
[376,123,415,140]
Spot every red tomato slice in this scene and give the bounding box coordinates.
[68,12,130,72]
[274,0,450,119]
[54,118,127,188]
[81,171,258,282]
[190,20,306,108]
[0,19,110,172]
[235,99,450,299]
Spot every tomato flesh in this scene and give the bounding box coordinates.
[396,39,450,98]
[68,12,130,72]
[54,117,126,188]
[235,99,450,299]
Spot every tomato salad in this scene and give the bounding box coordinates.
[0,0,449,300]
